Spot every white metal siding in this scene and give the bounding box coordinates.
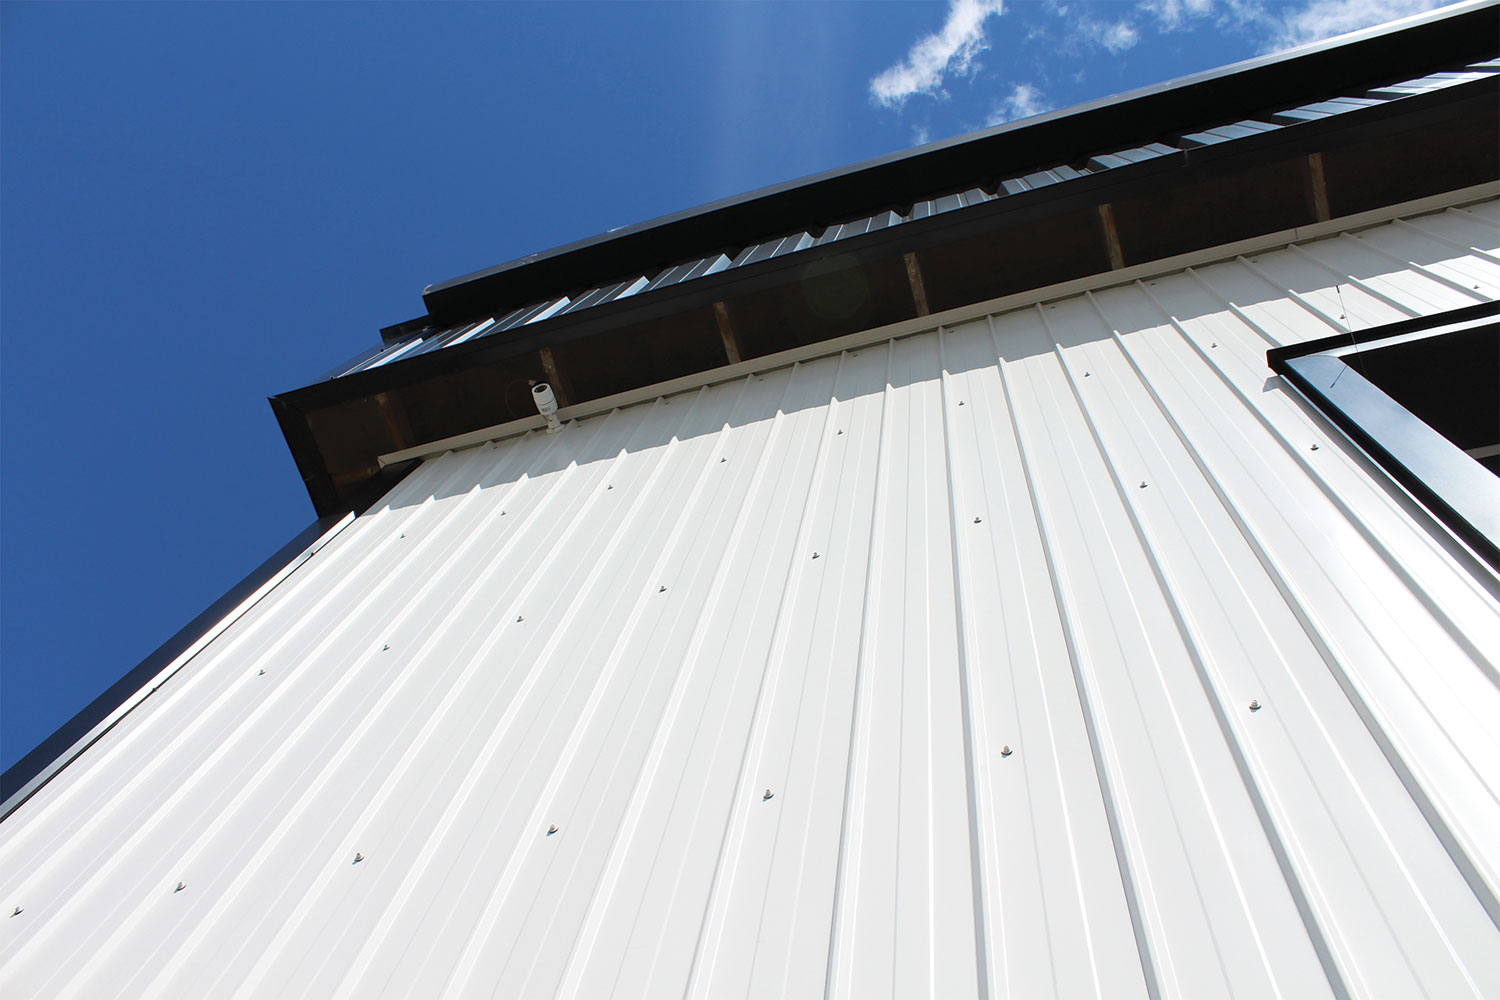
[2,201,1498,999]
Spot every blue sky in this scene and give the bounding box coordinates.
[0,0,1451,769]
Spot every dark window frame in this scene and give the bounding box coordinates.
[1268,300,1500,575]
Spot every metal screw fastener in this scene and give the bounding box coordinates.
[1210,342,1217,348]
[516,615,524,623]
[837,430,843,435]
[812,552,820,559]
[720,457,727,462]
[353,852,363,864]
[973,516,982,524]
[547,825,558,835]
[1249,700,1262,712]
[399,533,405,538]
[958,400,965,406]
[174,882,186,893]
[382,644,390,651]
[11,907,20,917]
[762,789,774,801]
[1084,372,1091,377]
[1139,481,1148,489]
[659,585,667,593]
[1310,444,1319,451]
[501,510,507,515]
[1001,746,1013,757]
[607,484,613,489]
[258,669,265,676]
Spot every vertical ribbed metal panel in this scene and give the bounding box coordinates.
[2,201,1498,999]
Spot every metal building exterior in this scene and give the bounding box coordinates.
[3,6,1498,998]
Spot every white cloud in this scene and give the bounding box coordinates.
[1137,0,1216,31]
[988,83,1053,124]
[1080,17,1141,52]
[1266,0,1450,50]
[870,0,1006,108]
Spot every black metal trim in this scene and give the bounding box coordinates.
[1266,300,1500,364]
[419,1,1498,324]
[1268,307,1500,576]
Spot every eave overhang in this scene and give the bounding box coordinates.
[271,1,1500,517]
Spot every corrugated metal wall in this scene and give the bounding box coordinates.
[3,201,1499,999]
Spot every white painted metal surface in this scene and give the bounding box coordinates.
[2,202,1498,999]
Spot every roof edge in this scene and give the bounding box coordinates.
[418,0,1498,323]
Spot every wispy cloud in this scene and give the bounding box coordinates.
[988,83,1053,124]
[870,0,1006,108]
[1134,0,1452,50]
[1136,0,1216,31]
[1079,16,1141,52]
[1265,0,1451,50]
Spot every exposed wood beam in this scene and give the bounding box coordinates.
[1097,202,1126,270]
[1306,151,1331,222]
[374,391,409,450]
[538,347,572,406]
[713,300,743,364]
[904,251,931,316]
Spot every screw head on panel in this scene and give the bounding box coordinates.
[353,852,364,864]
[973,517,982,524]
[382,644,390,651]
[547,825,558,835]
[516,615,524,622]
[721,457,727,462]
[174,882,186,893]
[812,552,820,559]
[1084,372,1091,377]
[1139,481,1148,489]
[1210,342,1217,348]
[762,789,774,801]
[1001,746,1013,757]
[607,484,613,490]
[659,585,667,593]
[837,429,843,435]
[1249,700,1262,712]
[258,669,265,676]
[958,400,965,406]
[11,907,20,917]
[399,533,405,538]
[1310,444,1319,451]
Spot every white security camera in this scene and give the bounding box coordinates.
[532,382,563,433]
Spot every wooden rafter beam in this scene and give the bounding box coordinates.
[538,347,572,407]
[904,251,931,316]
[1305,152,1331,222]
[714,301,743,364]
[1097,202,1126,270]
